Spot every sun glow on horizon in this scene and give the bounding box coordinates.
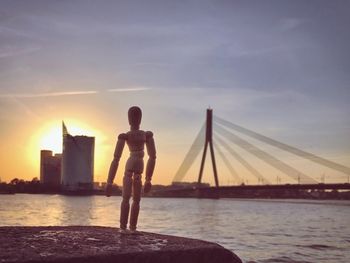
[39,121,97,154]
[39,126,62,154]
[27,119,110,182]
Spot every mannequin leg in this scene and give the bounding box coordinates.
[129,174,142,231]
[120,172,132,230]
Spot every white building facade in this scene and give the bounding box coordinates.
[61,126,95,190]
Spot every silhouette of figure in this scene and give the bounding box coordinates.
[106,106,156,232]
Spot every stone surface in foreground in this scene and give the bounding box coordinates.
[0,226,242,263]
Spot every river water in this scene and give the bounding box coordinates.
[0,194,349,263]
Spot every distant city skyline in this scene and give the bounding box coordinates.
[0,0,349,185]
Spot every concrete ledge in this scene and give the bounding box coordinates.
[0,226,242,263]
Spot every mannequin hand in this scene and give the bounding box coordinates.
[144,180,152,194]
[106,184,113,197]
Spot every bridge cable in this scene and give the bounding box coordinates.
[172,124,205,182]
[214,133,270,184]
[215,116,350,176]
[215,124,317,184]
[213,141,243,185]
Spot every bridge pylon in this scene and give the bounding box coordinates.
[198,108,219,187]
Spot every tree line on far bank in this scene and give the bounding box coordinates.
[0,178,60,194]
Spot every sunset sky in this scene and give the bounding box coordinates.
[0,0,349,185]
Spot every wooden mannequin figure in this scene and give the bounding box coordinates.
[106,106,156,232]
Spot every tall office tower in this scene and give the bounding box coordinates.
[61,122,95,191]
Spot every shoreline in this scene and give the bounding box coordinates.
[2,182,349,199]
[2,192,350,203]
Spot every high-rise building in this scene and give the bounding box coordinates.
[61,122,95,190]
[40,150,61,187]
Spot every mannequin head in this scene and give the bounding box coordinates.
[128,106,142,129]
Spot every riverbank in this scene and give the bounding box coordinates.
[0,226,242,263]
[2,182,349,199]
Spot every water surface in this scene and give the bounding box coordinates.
[0,194,349,263]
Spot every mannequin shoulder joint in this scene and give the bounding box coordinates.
[118,133,127,140]
[145,131,154,140]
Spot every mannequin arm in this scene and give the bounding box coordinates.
[107,133,126,185]
[145,131,156,182]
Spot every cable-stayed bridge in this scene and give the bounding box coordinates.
[165,109,350,198]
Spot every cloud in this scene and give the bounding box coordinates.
[0,87,152,98]
[107,87,152,92]
[279,18,304,32]
[0,90,98,98]
[0,45,41,58]
[7,97,41,121]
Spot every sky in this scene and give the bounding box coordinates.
[0,0,349,185]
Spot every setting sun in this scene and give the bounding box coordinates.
[39,126,62,154]
[26,119,110,183]
[39,121,96,154]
